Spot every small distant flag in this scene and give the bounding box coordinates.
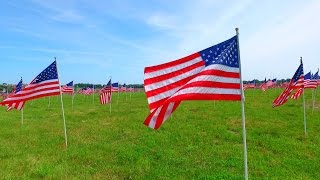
[120,84,127,92]
[61,81,74,94]
[0,61,60,110]
[260,78,267,92]
[313,70,319,86]
[273,61,304,107]
[304,71,317,89]
[6,78,23,111]
[111,82,119,92]
[100,79,112,104]
[78,86,94,95]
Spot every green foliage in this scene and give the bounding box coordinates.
[0,89,320,179]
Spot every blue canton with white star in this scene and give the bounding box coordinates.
[292,63,304,82]
[31,61,58,84]
[66,81,73,87]
[15,78,23,93]
[199,36,239,68]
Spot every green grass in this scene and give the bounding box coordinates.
[1,89,320,179]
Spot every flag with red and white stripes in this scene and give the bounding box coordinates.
[0,61,60,110]
[100,79,112,104]
[61,81,74,94]
[303,72,317,89]
[6,78,24,111]
[273,61,304,107]
[144,35,241,129]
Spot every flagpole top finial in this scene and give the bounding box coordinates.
[235,28,239,33]
[300,57,303,64]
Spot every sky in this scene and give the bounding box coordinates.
[0,0,319,85]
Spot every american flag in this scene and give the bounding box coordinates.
[144,35,241,129]
[120,84,127,92]
[273,61,304,107]
[78,85,94,95]
[100,79,112,104]
[304,71,317,89]
[0,61,60,110]
[260,78,267,92]
[6,78,23,111]
[61,81,74,94]
[111,82,119,92]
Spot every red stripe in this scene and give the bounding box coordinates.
[197,69,240,78]
[144,53,200,73]
[145,73,199,97]
[10,86,60,98]
[149,97,169,111]
[1,92,60,104]
[144,60,204,85]
[23,81,59,91]
[169,93,241,102]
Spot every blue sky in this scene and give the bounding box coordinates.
[0,0,319,85]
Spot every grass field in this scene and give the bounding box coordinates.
[1,89,320,179]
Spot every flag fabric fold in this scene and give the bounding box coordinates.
[144,35,241,129]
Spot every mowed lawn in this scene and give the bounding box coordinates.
[1,89,320,179]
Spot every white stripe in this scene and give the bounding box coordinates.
[203,64,240,73]
[171,87,241,98]
[144,57,203,79]
[17,102,23,110]
[148,106,163,129]
[163,102,175,123]
[17,83,59,96]
[144,66,204,92]
[187,74,240,84]
[147,87,181,104]
[25,79,58,88]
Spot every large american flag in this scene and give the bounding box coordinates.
[273,61,304,107]
[100,79,112,104]
[61,81,74,94]
[0,61,60,110]
[144,35,241,129]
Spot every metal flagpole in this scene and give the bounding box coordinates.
[301,57,307,135]
[48,96,51,108]
[21,108,24,125]
[110,77,112,114]
[92,84,95,105]
[236,28,248,180]
[72,88,75,110]
[117,82,120,105]
[55,57,68,148]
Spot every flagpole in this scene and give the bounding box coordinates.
[110,76,112,114]
[301,57,307,135]
[236,28,248,180]
[312,89,315,114]
[48,96,51,108]
[93,84,95,105]
[55,57,68,148]
[21,108,24,125]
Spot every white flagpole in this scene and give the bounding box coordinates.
[55,57,68,148]
[301,57,307,135]
[48,96,51,108]
[72,90,75,110]
[236,28,248,180]
[92,84,95,105]
[21,108,24,125]
[117,83,120,105]
[110,76,112,114]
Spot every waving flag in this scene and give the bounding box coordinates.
[304,72,317,89]
[144,35,241,129]
[61,81,74,94]
[78,86,94,95]
[5,78,24,111]
[312,70,319,87]
[100,79,112,104]
[0,61,60,110]
[273,61,304,107]
[111,82,119,92]
[260,78,267,92]
[120,84,127,92]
